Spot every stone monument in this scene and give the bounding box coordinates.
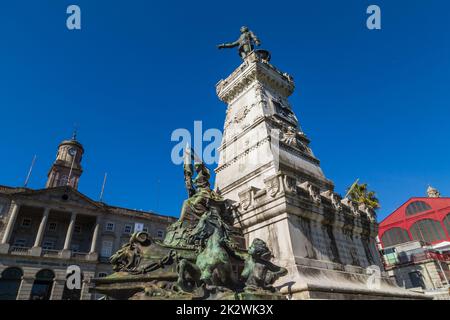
[89,28,428,300]
[89,147,287,300]
[214,28,426,299]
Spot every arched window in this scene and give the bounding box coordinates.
[0,267,23,300]
[381,227,411,247]
[405,201,432,216]
[30,269,55,300]
[443,214,450,235]
[410,219,446,243]
[59,175,69,186]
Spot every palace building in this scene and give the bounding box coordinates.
[0,134,176,300]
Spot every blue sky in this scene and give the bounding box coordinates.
[0,1,449,221]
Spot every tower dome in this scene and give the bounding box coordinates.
[46,132,84,189]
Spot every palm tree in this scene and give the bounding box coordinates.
[345,180,380,210]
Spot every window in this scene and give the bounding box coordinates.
[13,239,27,248]
[105,222,115,232]
[47,222,57,232]
[157,230,164,239]
[70,244,80,252]
[381,227,411,247]
[443,214,450,235]
[406,201,432,216]
[42,241,55,250]
[408,271,425,289]
[123,224,133,234]
[142,226,148,233]
[101,241,113,257]
[21,218,32,228]
[98,272,108,278]
[74,224,82,234]
[0,267,23,300]
[30,269,55,300]
[59,175,69,186]
[383,250,399,266]
[0,203,5,217]
[410,219,447,243]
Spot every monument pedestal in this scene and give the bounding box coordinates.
[214,51,428,299]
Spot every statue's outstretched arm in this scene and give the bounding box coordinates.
[218,39,240,49]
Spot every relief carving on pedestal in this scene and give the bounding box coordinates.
[265,176,280,197]
[280,126,299,147]
[224,107,233,129]
[331,193,343,212]
[321,190,343,212]
[283,175,297,194]
[359,204,376,222]
[299,181,321,204]
[341,198,360,217]
[234,106,250,124]
[239,190,252,211]
[269,116,313,156]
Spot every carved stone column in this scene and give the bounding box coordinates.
[0,201,21,253]
[30,208,50,256]
[61,212,77,258]
[49,278,66,300]
[80,280,91,300]
[87,216,100,261]
[16,276,34,300]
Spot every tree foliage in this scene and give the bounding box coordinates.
[346,182,380,210]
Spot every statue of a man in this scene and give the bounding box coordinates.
[178,147,223,224]
[218,26,261,59]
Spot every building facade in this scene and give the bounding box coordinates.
[0,135,175,300]
[378,187,450,298]
[379,186,450,248]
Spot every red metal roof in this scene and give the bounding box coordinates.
[378,197,450,248]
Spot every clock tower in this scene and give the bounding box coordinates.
[46,132,84,189]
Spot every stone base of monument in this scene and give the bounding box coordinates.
[276,264,431,300]
[88,225,289,300]
[90,272,179,300]
[234,291,286,300]
[90,273,287,300]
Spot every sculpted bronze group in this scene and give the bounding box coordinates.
[93,146,287,299]
[90,28,287,300]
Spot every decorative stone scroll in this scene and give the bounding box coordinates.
[264,175,281,197]
[238,187,259,211]
[298,181,321,205]
[321,190,343,211]
[341,198,360,217]
[282,175,297,194]
[359,203,376,222]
